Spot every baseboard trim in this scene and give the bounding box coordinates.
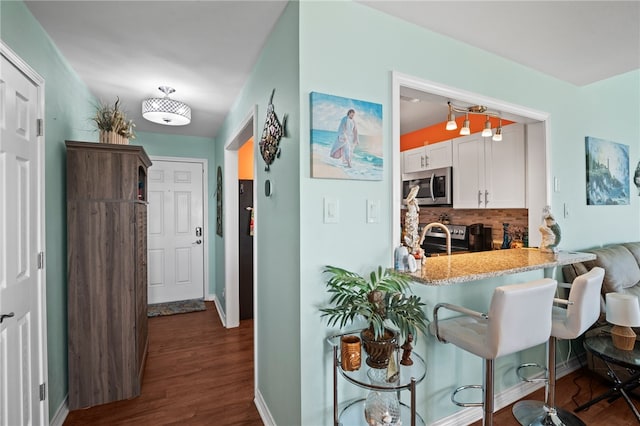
[212,295,227,327]
[430,356,583,426]
[49,396,68,426]
[255,388,276,426]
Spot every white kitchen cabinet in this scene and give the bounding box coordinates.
[402,140,452,173]
[453,123,525,208]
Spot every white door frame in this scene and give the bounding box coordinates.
[0,41,48,425]
[223,104,258,403]
[223,106,258,329]
[148,155,209,301]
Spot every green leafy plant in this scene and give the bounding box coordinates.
[92,97,135,139]
[320,265,428,341]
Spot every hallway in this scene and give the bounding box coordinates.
[64,302,262,425]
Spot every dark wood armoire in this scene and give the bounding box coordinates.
[65,140,151,410]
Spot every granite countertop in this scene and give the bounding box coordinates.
[406,248,596,286]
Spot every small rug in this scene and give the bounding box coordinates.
[147,298,206,317]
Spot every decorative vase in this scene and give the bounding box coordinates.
[501,223,512,249]
[361,328,397,369]
[99,130,129,145]
[340,335,361,371]
[364,367,401,426]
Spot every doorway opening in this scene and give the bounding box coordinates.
[392,72,551,252]
[223,106,258,328]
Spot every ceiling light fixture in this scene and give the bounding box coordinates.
[481,115,493,137]
[460,112,471,136]
[493,119,503,142]
[446,101,502,140]
[445,103,457,131]
[142,86,191,126]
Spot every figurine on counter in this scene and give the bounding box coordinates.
[400,333,414,366]
[403,185,421,256]
[539,209,561,253]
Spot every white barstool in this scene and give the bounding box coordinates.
[512,267,605,426]
[431,278,558,426]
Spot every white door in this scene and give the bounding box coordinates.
[0,47,47,425]
[147,159,205,304]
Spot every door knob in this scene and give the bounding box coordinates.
[192,239,202,245]
[0,312,15,324]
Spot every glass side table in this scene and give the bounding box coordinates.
[327,331,426,426]
[575,326,640,421]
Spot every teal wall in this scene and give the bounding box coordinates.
[296,2,639,424]
[4,0,640,424]
[1,1,97,418]
[0,4,218,418]
[213,2,301,424]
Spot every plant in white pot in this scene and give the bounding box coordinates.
[320,265,428,369]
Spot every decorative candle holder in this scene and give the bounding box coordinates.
[340,335,361,371]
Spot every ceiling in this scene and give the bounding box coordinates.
[25,1,640,139]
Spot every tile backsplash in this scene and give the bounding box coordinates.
[401,207,529,249]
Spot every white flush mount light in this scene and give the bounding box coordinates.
[142,86,191,126]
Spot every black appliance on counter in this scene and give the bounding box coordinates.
[420,224,469,256]
[469,223,493,252]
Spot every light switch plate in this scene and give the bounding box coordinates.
[367,199,380,223]
[324,198,339,223]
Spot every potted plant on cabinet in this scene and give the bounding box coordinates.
[320,265,428,369]
[92,97,135,145]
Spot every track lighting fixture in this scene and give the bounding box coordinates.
[481,115,493,137]
[446,101,502,139]
[460,113,471,136]
[493,119,503,141]
[446,103,457,131]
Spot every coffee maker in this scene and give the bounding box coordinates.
[469,223,492,252]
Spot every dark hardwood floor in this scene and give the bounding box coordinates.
[473,366,640,425]
[64,302,639,425]
[64,302,262,425]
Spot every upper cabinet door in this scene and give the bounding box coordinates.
[453,134,484,208]
[452,124,525,209]
[402,140,452,174]
[485,123,526,208]
[425,140,452,170]
[403,146,428,174]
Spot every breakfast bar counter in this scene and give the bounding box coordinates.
[407,248,596,286]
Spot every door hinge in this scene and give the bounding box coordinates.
[37,252,45,269]
[39,383,46,401]
[37,119,43,137]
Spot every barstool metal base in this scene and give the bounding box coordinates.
[512,400,586,426]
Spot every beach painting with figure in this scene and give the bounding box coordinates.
[585,136,629,205]
[310,92,383,180]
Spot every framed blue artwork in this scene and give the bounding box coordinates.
[585,136,629,205]
[310,92,383,180]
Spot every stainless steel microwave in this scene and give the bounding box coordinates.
[401,166,452,207]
